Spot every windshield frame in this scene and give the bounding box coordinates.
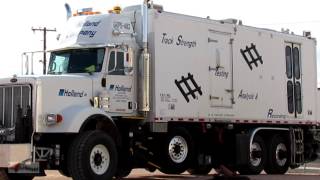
[47,48,106,75]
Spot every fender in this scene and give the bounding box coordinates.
[64,105,114,132]
[79,113,121,145]
[37,105,113,133]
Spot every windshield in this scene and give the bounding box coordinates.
[48,48,105,74]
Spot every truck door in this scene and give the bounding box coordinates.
[105,48,135,114]
[208,31,233,108]
[285,43,302,117]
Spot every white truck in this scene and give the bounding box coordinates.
[0,1,320,179]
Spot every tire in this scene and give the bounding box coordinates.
[265,134,290,174]
[238,135,266,175]
[114,140,133,178]
[59,152,71,177]
[145,166,157,173]
[68,130,118,180]
[114,168,132,178]
[159,127,195,174]
[59,167,70,177]
[188,166,212,175]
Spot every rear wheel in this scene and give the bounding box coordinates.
[265,134,290,174]
[68,130,118,180]
[238,135,266,175]
[159,128,194,174]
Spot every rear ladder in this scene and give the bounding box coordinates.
[290,128,304,166]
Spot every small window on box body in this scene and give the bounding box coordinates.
[293,47,301,80]
[287,81,294,114]
[295,82,302,114]
[285,46,292,79]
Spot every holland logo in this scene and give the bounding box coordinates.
[109,84,132,92]
[109,84,115,91]
[58,89,86,97]
[59,89,65,96]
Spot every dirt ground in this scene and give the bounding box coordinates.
[30,167,320,180]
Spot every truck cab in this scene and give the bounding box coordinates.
[0,6,143,179]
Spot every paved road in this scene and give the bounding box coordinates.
[32,168,320,180]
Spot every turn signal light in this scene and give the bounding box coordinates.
[45,114,63,126]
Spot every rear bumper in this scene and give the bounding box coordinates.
[0,144,31,167]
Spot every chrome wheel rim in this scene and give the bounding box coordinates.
[90,144,110,175]
[250,142,262,167]
[168,135,188,163]
[276,143,287,166]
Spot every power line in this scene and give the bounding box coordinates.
[32,27,56,75]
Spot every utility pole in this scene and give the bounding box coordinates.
[32,27,56,74]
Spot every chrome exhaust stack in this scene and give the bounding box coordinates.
[140,0,151,112]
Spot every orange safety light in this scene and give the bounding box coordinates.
[109,6,121,14]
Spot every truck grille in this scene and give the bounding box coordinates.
[0,85,31,128]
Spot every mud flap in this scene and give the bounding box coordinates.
[236,134,250,166]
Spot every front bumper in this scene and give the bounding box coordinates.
[0,144,31,167]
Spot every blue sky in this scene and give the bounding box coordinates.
[0,0,319,78]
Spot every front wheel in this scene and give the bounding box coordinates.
[68,130,118,180]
